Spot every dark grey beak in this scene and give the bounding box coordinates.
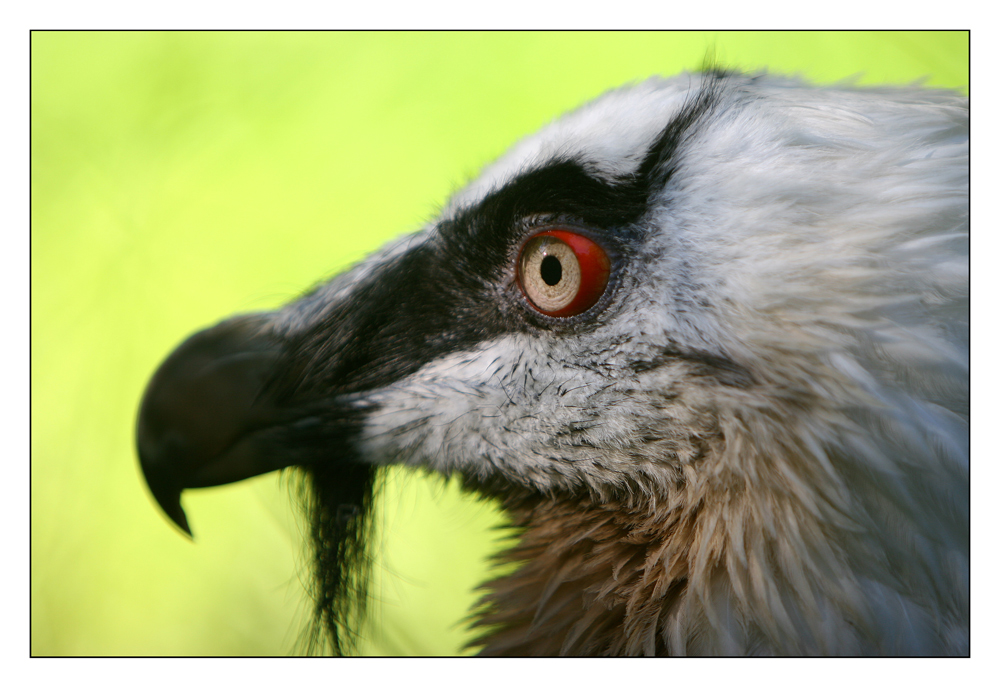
[136,314,293,536]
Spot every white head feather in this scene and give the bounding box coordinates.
[335,73,968,654]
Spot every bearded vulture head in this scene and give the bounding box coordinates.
[137,70,969,656]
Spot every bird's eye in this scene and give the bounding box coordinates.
[517,229,611,317]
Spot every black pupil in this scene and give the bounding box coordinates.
[540,255,562,286]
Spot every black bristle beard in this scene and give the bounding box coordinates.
[297,461,379,656]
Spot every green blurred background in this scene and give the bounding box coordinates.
[31,31,968,656]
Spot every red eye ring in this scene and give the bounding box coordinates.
[517,229,611,318]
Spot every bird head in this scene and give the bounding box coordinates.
[137,71,968,655]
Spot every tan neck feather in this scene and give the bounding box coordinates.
[471,494,699,656]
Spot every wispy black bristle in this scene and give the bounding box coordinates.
[698,46,734,78]
[296,461,379,656]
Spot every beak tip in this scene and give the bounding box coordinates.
[171,508,194,539]
[138,423,195,538]
[164,498,194,539]
[146,477,194,538]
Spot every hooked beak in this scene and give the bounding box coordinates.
[136,314,294,536]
